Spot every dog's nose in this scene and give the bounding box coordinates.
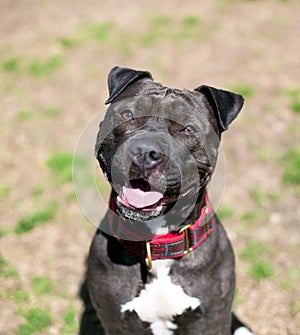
[129,140,163,171]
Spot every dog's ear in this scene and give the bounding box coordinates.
[105,66,153,104]
[195,85,244,132]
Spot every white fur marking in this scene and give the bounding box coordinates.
[121,259,200,335]
[234,327,254,335]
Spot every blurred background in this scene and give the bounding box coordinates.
[0,0,299,334]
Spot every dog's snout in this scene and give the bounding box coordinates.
[129,140,163,171]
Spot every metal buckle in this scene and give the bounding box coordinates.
[145,242,152,272]
[178,224,193,254]
[205,206,211,235]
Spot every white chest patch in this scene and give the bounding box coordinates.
[234,327,254,335]
[121,259,201,335]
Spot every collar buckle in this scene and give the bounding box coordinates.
[178,224,193,255]
[145,242,153,272]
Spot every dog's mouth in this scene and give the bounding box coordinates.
[113,178,179,221]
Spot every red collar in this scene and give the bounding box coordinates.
[108,194,215,271]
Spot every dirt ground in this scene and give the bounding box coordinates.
[1,0,300,334]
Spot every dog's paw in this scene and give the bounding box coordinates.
[234,327,254,335]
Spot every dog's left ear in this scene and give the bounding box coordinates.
[195,85,244,132]
[105,66,153,104]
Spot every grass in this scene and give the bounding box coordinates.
[2,57,21,72]
[82,21,115,42]
[14,202,57,234]
[0,229,7,238]
[249,260,276,281]
[17,308,52,335]
[28,55,64,77]
[216,206,235,220]
[31,277,54,296]
[30,186,44,198]
[42,107,60,117]
[181,16,201,28]
[46,152,74,184]
[282,87,300,114]
[57,37,82,48]
[290,300,300,317]
[61,307,79,334]
[0,256,19,279]
[290,100,300,114]
[281,148,300,185]
[249,187,264,206]
[0,185,10,198]
[140,14,205,45]
[241,210,264,224]
[9,290,30,303]
[240,240,266,261]
[18,109,34,120]
[230,83,255,98]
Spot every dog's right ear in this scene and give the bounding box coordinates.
[105,66,153,104]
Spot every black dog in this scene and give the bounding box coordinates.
[82,67,254,335]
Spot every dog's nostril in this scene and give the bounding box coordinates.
[132,151,162,170]
[129,140,163,171]
[149,150,162,162]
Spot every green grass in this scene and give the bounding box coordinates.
[62,307,79,334]
[181,16,201,28]
[282,87,300,114]
[18,109,34,120]
[232,291,244,308]
[30,186,44,198]
[231,83,255,98]
[9,290,30,303]
[282,148,300,185]
[17,308,52,335]
[46,152,74,184]
[149,15,173,28]
[249,260,276,281]
[0,184,10,198]
[283,87,300,100]
[31,277,54,296]
[82,21,114,42]
[14,202,57,234]
[0,229,7,238]
[57,37,82,48]
[216,206,235,220]
[2,57,21,72]
[0,256,19,279]
[249,187,264,206]
[241,210,264,224]
[140,14,204,45]
[42,106,60,117]
[290,100,300,114]
[240,240,266,261]
[28,55,64,77]
[280,280,295,291]
[288,267,300,280]
[290,300,300,317]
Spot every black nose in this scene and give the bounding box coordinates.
[129,139,163,171]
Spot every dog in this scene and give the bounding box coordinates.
[82,66,254,335]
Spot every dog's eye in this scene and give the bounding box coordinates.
[181,125,196,135]
[120,110,133,120]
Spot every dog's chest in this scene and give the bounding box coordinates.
[121,259,200,335]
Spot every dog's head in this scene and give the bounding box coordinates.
[95,67,243,234]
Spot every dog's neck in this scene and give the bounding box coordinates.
[105,189,209,240]
[111,191,215,271]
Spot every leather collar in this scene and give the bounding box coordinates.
[108,194,215,271]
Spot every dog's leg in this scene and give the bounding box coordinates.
[79,280,106,335]
[231,312,254,335]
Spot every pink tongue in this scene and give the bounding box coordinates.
[122,187,163,209]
